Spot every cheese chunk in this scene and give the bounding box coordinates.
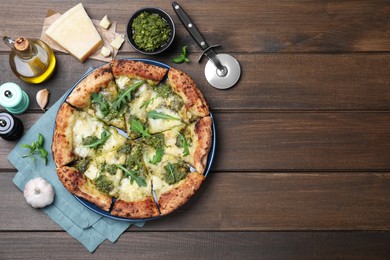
[110,35,125,49]
[45,3,102,62]
[100,46,111,57]
[99,15,111,29]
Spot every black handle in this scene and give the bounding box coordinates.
[172,2,209,50]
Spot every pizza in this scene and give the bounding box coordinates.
[52,60,212,219]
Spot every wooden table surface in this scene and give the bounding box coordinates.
[1,0,390,259]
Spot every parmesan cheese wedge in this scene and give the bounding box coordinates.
[45,3,102,62]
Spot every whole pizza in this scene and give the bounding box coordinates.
[52,60,212,219]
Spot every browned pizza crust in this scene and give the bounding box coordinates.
[193,116,213,174]
[66,63,114,108]
[158,172,205,215]
[167,67,209,118]
[111,197,160,219]
[110,59,167,85]
[56,166,112,211]
[52,103,76,167]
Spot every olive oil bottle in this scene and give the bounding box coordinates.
[3,36,56,84]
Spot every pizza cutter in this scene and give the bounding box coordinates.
[172,2,241,89]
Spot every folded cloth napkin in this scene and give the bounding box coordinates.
[9,90,144,252]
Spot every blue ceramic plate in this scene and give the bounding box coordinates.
[61,58,216,222]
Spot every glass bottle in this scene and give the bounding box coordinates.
[3,36,56,84]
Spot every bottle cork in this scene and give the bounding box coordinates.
[14,37,30,52]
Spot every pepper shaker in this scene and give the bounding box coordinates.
[0,112,24,141]
[0,82,30,114]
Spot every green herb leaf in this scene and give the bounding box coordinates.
[149,148,164,165]
[20,133,49,165]
[112,81,144,111]
[131,118,151,138]
[147,110,181,121]
[176,131,190,157]
[37,133,44,147]
[172,46,190,64]
[140,95,157,109]
[83,130,111,148]
[116,164,147,187]
[91,93,109,116]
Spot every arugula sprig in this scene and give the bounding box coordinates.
[91,93,109,116]
[131,118,151,138]
[172,46,190,64]
[83,130,111,148]
[116,164,147,187]
[21,133,48,165]
[112,81,144,111]
[147,110,181,121]
[176,131,190,157]
[149,148,164,165]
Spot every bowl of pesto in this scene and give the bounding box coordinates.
[127,7,175,55]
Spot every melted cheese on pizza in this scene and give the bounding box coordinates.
[73,111,126,158]
[118,177,152,202]
[148,107,184,134]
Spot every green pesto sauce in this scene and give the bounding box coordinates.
[143,133,164,150]
[73,159,90,173]
[163,161,189,185]
[132,11,171,52]
[94,175,114,194]
[126,142,143,171]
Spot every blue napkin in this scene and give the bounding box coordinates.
[8,93,145,252]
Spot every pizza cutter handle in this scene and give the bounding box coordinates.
[172,2,227,76]
[172,2,209,50]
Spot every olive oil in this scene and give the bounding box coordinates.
[3,36,56,84]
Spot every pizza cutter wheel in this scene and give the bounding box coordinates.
[172,2,241,89]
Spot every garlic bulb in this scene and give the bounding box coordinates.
[23,177,55,208]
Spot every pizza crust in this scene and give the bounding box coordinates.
[193,116,213,174]
[110,59,167,85]
[56,166,112,211]
[167,68,209,118]
[52,103,76,167]
[158,171,205,215]
[66,63,114,108]
[111,197,160,219]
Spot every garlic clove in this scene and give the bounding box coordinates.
[36,89,50,111]
[23,177,55,208]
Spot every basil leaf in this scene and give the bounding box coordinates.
[131,119,151,138]
[37,133,44,147]
[91,93,109,116]
[116,164,147,187]
[83,130,111,148]
[20,133,49,165]
[172,46,190,64]
[147,110,181,121]
[112,81,144,111]
[149,148,164,165]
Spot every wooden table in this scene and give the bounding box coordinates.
[1,0,390,258]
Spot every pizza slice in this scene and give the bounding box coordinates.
[56,143,129,212]
[110,140,159,218]
[160,116,212,174]
[143,148,205,216]
[166,67,209,120]
[52,102,127,167]
[56,165,112,211]
[66,64,125,129]
[110,60,168,138]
